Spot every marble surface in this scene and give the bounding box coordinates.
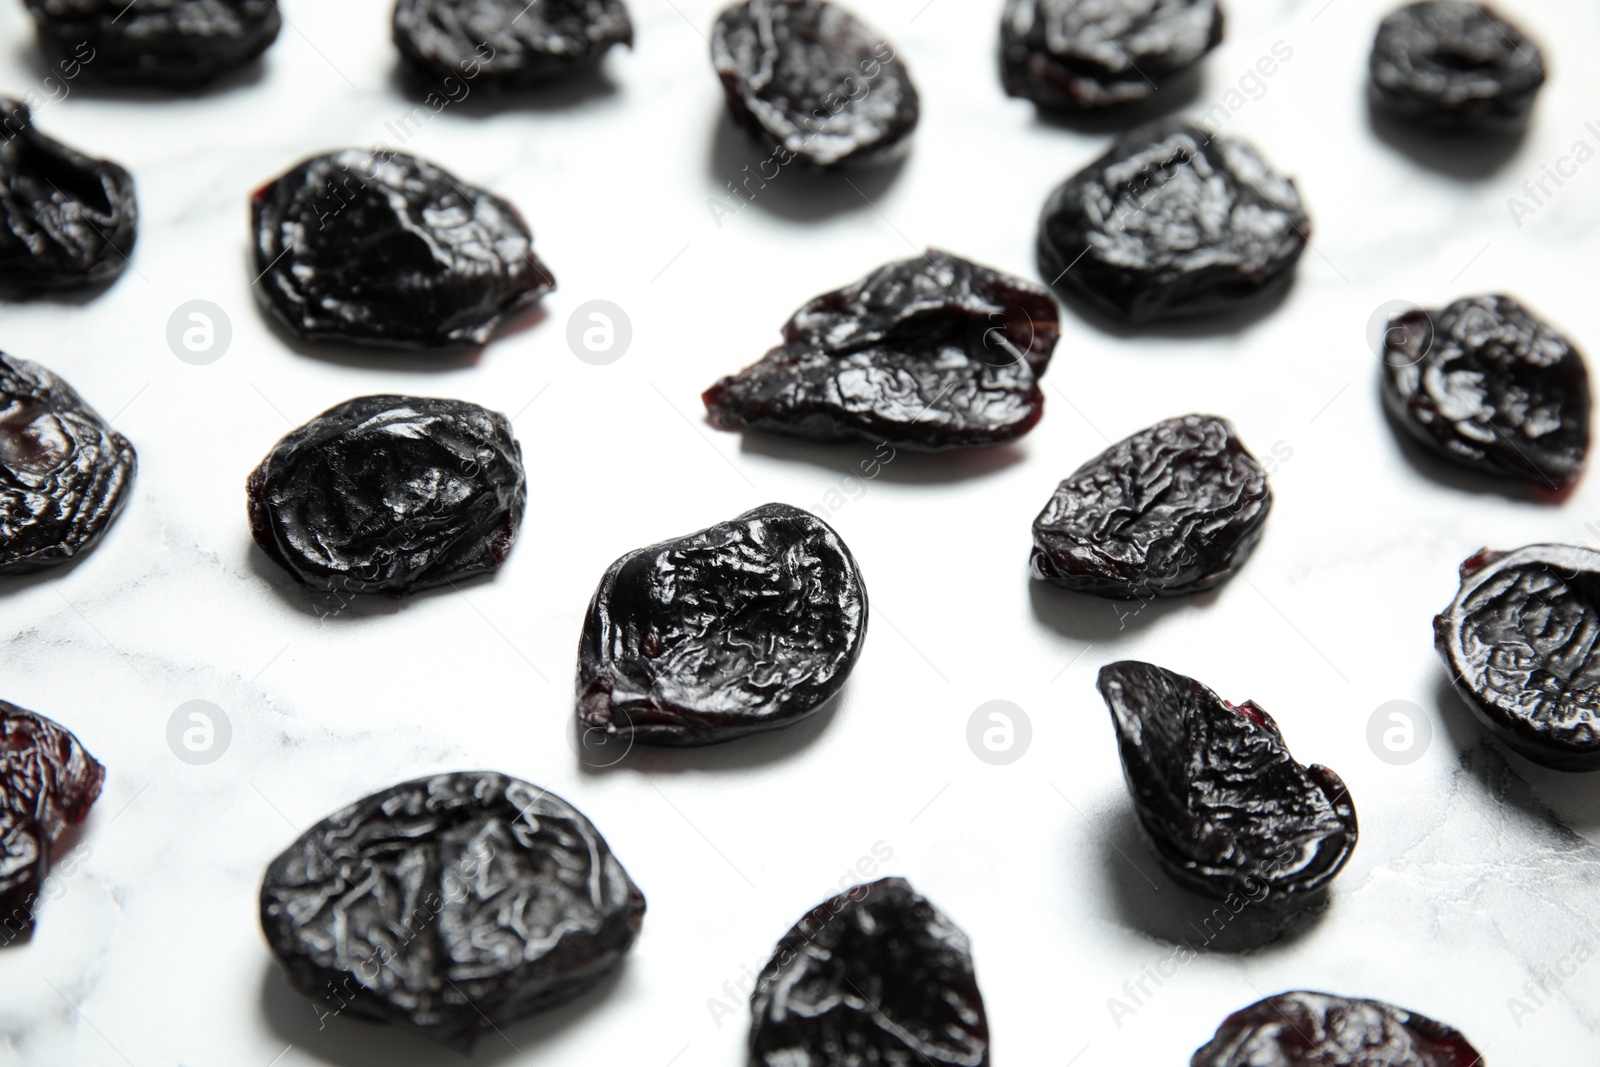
[3,0,1600,1063]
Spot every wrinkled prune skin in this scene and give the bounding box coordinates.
[1370,1,1544,133]
[0,701,104,942]
[1032,414,1270,598]
[578,504,867,747]
[261,772,645,1050]
[1193,991,1482,1067]
[1037,120,1309,323]
[712,0,919,168]
[25,0,281,88]
[1000,0,1223,111]
[252,150,554,349]
[0,354,136,574]
[704,250,1061,451]
[1435,544,1600,771]
[750,877,989,1067]
[247,395,526,596]
[1097,662,1358,907]
[394,0,633,86]
[1382,295,1588,491]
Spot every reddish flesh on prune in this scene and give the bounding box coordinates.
[750,877,989,1067]
[1097,662,1358,907]
[1031,414,1270,598]
[25,0,281,88]
[0,353,136,574]
[712,0,919,168]
[704,250,1061,451]
[1000,0,1223,111]
[252,150,554,350]
[578,504,866,747]
[247,395,526,596]
[1192,990,1482,1067]
[1,700,104,941]
[394,0,633,86]
[1382,295,1588,491]
[1435,544,1600,771]
[1037,120,1308,323]
[1370,1,1544,133]
[261,772,644,1050]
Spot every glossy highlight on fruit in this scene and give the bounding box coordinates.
[25,0,282,88]
[1192,990,1482,1067]
[1369,0,1544,133]
[394,0,633,86]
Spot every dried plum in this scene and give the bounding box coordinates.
[252,149,554,349]
[1031,414,1270,598]
[1097,661,1358,907]
[261,772,644,1050]
[1037,119,1309,323]
[1,700,104,942]
[1193,990,1482,1067]
[25,0,282,88]
[750,877,989,1067]
[247,395,526,596]
[711,0,919,168]
[0,354,136,574]
[1381,295,1588,492]
[704,250,1060,451]
[394,0,633,86]
[1000,0,1223,111]
[1369,1,1544,133]
[578,503,866,747]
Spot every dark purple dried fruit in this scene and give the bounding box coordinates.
[704,250,1060,451]
[711,0,919,168]
[750,877,989,1067]
[1193,990,1482,1067]
[578,503,866,747]
[1031,414,1270,598]
[1097,661,1358,907]
[247,395,525,596]
[1370,0,1544,133]
[1000,0,1223,111]
[25,0,281,88]
[1037,119,1308,324]
[0,354,136,574]
[1381,295,1588,492]
[252,149,554,350]
[393,0,633,86]
[261,772,644,1050]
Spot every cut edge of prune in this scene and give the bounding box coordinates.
[1191,990,1483,1067]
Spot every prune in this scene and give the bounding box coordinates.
[1435,544,1600,771]
[0,100,136,293]
[704,250,1060,451]
[1192,990,1481,1067]
[711,0,919,168]
[1097,661,1358,907]
[247,395,525,596]
[24,0,282,88]
[749,877,989,1067]
[252,150,554,349]
[1037,119,1309,324]
[1031,414,1270,598]
[261,772,644,1050]
[0,353,136,574]
[1,700,104,942]
[1381,295,1588,492]
[394,0,632,86]
[1000,0,1223,112]
[1369,1,1544,133]
[578,503,866,747]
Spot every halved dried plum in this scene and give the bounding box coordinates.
[247,395,525,596]
[1031,414,1270,598]
[1381,295,1588,492]
[750,877,989,1067]
[704,250,1061,451]
[394,0,633,86]
[252,149,554,349]
[578,503,866,747]
[25,0,282,88]
[261,772,645,1050]
[1370,0,1544,133]
[712,0,919,167]
[1192,990,1482,1067]
[1097,661,1358,907]
[1037,119,1308,323]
